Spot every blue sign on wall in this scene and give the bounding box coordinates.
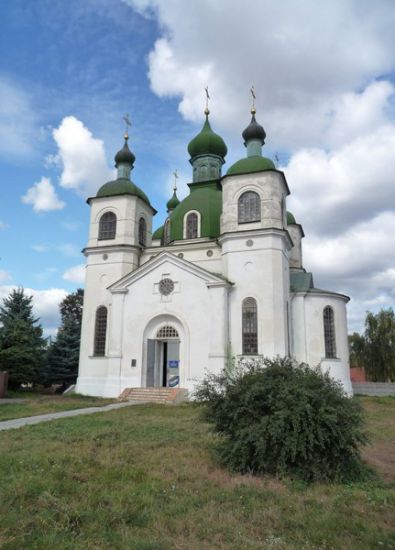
[168,360,179,368]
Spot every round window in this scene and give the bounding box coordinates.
[159,278,174,296]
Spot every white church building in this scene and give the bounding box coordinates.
[76,104,352,398]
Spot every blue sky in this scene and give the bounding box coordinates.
[1,0,395,335]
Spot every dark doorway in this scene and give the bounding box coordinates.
[162,342,168,387]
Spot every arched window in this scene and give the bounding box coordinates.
[186,212,198,239]
[164,219,171,245]
[238,191,261,224]
[139,217,146,247]
[98,212,116,240]
[323,306,336,358]
[242,298,258,354]
[94,306,107,356]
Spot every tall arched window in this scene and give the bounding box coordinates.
[242,298,258,354]
[238,191,261,224]
[98,212,116,240]
[164,219,171,245]
[186,212,198,239]
[139,217,146,246]
[94,306,107,356]
[323,306,336,358]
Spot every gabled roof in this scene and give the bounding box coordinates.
[108,251,233,293]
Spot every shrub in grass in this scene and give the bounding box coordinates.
[195,357,368,482]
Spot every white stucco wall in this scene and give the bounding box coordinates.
[291,291,352,395]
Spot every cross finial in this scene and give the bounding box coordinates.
[275,153,280,167]
[204,86,210,115]
[173,169,179,191]
[250,86,256,115]
[123,113,132,139]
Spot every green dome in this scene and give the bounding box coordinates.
[226,155,275,176]
[166,190,180,211]
[287,211,296,224]
[152,225,164,240]
[168,181,222,242]
[96,177,151,205]
[188,116,227,159]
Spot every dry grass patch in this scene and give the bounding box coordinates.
[0,400,394,549]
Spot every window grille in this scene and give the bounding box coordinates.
[94,306,107,356]
[323,306,336,358]
[164,219,171,245]
[238,191,261,224]
[156,326,179,339]
[139,217,146,246]
[242,298,258,354]
[98,212,116,240]
[186,212,198,239]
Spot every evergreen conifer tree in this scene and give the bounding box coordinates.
[0,288,46,388]
[45,289,83,386]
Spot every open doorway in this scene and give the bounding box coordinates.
[147,325,180,387]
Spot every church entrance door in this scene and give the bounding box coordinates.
[146,325,180,388]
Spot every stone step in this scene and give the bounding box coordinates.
[118,387,188,404]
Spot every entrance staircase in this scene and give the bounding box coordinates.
[118,387,188,404]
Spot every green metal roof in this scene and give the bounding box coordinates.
[188,116,227,159]
[166,190,180,211]
[96,177,151,206]
[287,211,296,225]
[290,271,314,292]
[168,180,222,242]
[152,225,164,240]
[226,155,275,175]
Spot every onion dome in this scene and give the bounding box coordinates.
[242,113,266,145]
[166,190,180,212]
[114,135,135,167]
[188,114,227,159]
[287,211,296,225]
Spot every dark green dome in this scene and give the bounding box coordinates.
[166,190,180,211]
[168,180,222,242]
[226,155,275,176]
[287,211,296,224]
[96,177,151,205]
[242,113,266,144]
[188,115,227,159]
[152,225,164,240]
[114,138,135,167]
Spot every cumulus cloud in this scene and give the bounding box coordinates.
[63,264,85,284]
[22,177,66,212]
[124,0,395,149]
[53,116,114,197]
[0,286,67,337]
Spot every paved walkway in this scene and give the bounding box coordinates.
[0,401,145,432]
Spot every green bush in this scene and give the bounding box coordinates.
[195,357,368,482]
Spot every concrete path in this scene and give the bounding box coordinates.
[0,401,146,432]
[0,398,25,405]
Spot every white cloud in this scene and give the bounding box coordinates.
[57,243,80,257]
[0,221,9,231]
[124,0,395,149]
[63,264,85,284]
[0,286,67,337]
[32,244,50,253]
[0,77,36,158]
[0,271,11,283]
[22,177,66,213]
[53,116,114,197]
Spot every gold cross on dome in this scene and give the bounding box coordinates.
[204,86,210,115]
[123,113,132,138]
[250,86,256,114]
[173,169,179,191]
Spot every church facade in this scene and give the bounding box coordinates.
[76,105,352,398]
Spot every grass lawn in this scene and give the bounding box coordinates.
[0,393,115,422]
[0,397,394,549]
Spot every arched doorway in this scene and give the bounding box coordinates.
[145,323,181,388]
